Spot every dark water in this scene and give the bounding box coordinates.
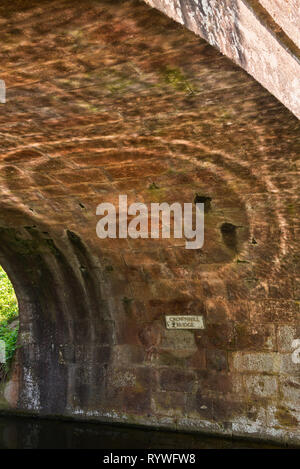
[0,415,283,449]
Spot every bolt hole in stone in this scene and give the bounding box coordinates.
[220,222,238,251]
[194,194,212,212]
[0,266,19,382]
[148,182,159,190]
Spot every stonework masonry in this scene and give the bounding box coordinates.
[144,0,300,119]
[0,0,299,446]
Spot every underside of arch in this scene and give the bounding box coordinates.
[0,0,299,446]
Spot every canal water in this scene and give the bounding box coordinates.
[0,415,282,449]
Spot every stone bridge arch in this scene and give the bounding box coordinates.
[0,0,299,445]
[0,216,115,414]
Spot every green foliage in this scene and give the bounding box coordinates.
[0,321,19,364]
[0,266,18,323]
[0,266,19,371]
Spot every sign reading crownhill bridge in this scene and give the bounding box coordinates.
[165,315,205,330]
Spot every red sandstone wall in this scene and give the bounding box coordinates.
[144,0,300,119]
[0,0,299,445]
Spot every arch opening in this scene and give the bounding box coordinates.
[0,223,115,416]
[0,265,19,381]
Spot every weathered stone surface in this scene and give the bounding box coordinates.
[0,0,299,445]
[145,0,300,118]
[243,374,278,398]
[277,325,300,353]
[258,0,300,49]
[231,352,281,373]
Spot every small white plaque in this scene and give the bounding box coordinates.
[165,315,205,330]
